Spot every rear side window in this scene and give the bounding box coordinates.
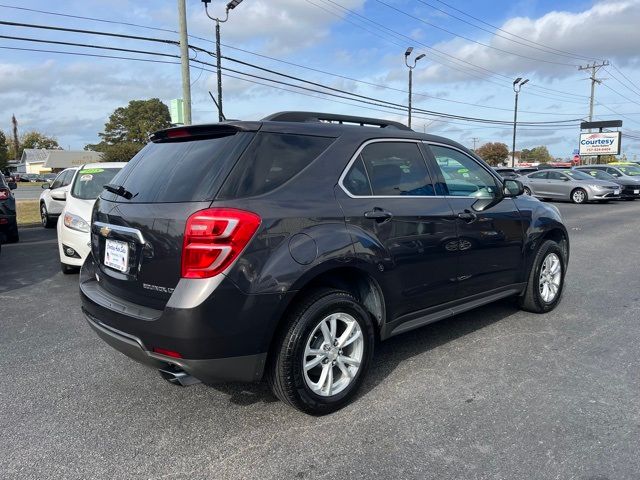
[102,132,254,203]
[219,133,334,198]
[356,141,434,196]
[529,171,548,179]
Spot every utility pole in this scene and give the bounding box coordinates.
[404,47,425,129]
[511,77,529,167]
[578,61,608,164]
[578,61,609,127]
[177,0,192,125]
[203,0,243,122]
[471,137,479,150]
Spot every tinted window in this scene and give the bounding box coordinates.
[528,171,548,179]
[343,157,372,196]
[62,170,75,187]
[605,167,621,176]
[581,169,614,181]
[429,145,497,198]
[104,133,254,203]
[219,133,334,198]
[72,167,123,200]
[360,142,434,196]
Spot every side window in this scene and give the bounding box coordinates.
[219,133,334,198]
[50,171,66,189]
[343,157,372,196]
[529,171,548,179]
[429,145,498,198]
[359,142,434,196]
[61,170,74,187]
[605,167,620,177]
[547,171,566,181]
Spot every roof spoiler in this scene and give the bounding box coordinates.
[262,111,412,131]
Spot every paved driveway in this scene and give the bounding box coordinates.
[1,201,639,479]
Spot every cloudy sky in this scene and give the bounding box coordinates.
[1,0,640,157]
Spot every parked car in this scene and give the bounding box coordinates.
[574,166,640,200]
[38,167,79,228]
[80,112,569,414]
[601,162,640,180]
[518,169,621,203]
[0,174,18,243]
[58,163,126,274]
[493,167,519,179]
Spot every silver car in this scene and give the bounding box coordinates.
[518,169,621,204]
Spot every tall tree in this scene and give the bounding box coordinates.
[21,131,60,151]
[475,142,509,166]
[0,130,9,171]
[87,98,171,162]
[520,146,553,164]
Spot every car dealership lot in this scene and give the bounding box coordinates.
[1,201,639,479]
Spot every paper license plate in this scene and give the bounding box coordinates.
[634,190,639,194]
[104,239,129,272]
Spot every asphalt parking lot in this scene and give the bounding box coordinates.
[1,200,639,480]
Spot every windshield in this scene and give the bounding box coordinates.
[564,170,593,181]
[71,167,122,200]
[617,165,640,176]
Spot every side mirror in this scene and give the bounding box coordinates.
[8,182,17,190]
[41,183,50,189]
[563,177,570,181]
[50,189,67,201]
[503,179,525,197]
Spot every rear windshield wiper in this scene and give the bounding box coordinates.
[103,183,134,200]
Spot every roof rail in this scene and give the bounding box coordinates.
[262,111,412,131]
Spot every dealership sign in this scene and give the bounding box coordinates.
[579,131,621,155]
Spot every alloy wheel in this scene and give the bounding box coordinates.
[539,252,562,303]
[302,312,364,397]
[572,190,586,203]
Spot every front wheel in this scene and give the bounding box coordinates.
[41,203,55,228]
[519,240,565,313]
[571,188,588,204]
[267,288,375,415]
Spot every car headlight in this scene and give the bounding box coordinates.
[588,184,605,190]
[63,212,90,233]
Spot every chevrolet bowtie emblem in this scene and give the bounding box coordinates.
[99,226,111,237]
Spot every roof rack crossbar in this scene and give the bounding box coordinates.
[262,111,412,131]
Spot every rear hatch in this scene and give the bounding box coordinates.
[90,125,257,309]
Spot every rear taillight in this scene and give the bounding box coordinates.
[181,208,261,279]
[0,188,9,201]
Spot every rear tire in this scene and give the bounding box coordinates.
[41,203,55,228]
[571,188,587,204]
[61,263,79,274]
[267,288,375,415]
[519,240,565,313]
[523,186,532,196]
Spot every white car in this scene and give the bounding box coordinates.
[39,167,80,228]
[57,162,127,273]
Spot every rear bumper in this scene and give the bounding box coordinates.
[85,312,267,383]
[0,214,17,237]
[80,255,293,383]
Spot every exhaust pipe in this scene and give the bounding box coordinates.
[159,366,201,387]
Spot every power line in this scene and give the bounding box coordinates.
[313,0,591,102]
[0,42,581,129]
[371,0,580,67]
[0,26,583,126]
[0,3,591,107]
[424,0,600,62]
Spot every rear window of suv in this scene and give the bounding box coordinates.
[101,132,254,203]
[218,132,334,198]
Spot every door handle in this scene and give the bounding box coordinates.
[364,208,393,222]
[457,211,477,222]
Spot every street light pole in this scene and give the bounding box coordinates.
[203,0,243,122]
[404,47,425,129]
[511,77,529,167]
